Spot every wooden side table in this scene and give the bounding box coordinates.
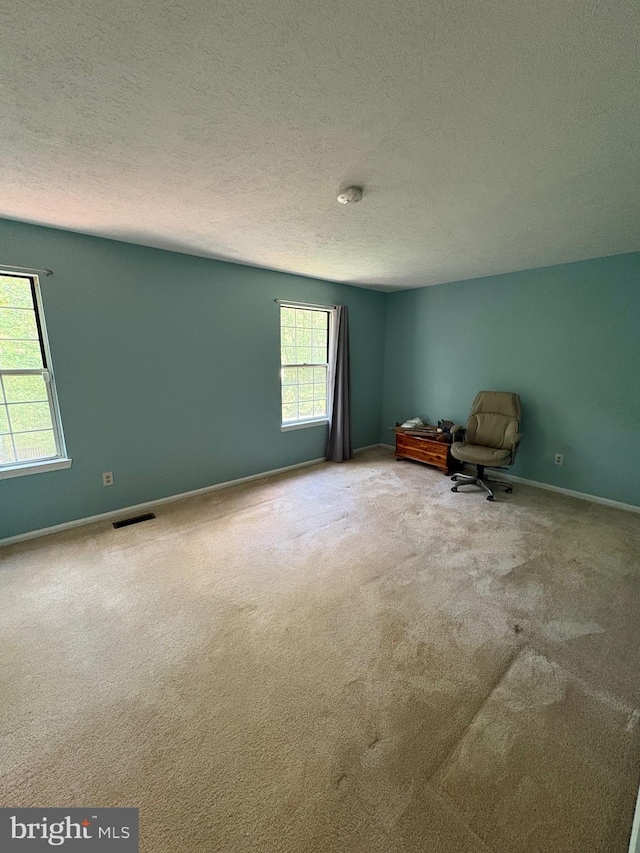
[392,427,459,475]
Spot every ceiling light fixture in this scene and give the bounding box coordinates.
[336,186,363,204]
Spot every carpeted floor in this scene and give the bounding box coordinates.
[1,447,639,852]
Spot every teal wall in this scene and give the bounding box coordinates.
[2,215,638,541]
[0,218,386,539]
[381,253,640,507]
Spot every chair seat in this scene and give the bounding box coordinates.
[451,441,511,465]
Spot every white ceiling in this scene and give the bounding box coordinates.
[1,1,639,291]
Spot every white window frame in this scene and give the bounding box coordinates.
[279,301,333,432]
[0,270,71,479]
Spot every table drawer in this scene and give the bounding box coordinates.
[400,447,447,467]
[396,436,448,461]
[394,430,455,473]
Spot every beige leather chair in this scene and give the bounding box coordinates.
[450,391,522,501]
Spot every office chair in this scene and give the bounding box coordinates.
[449,391,522,501]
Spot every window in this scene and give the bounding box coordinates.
[280,304,331,427]
[0,271,69,477]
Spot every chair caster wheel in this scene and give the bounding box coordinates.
[505,487,513,494]
[487,495,495,501]
[451,486,458,492]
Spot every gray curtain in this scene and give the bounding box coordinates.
[326,305,352,463]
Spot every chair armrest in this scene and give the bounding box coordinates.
[511,432,522,446]
[450,424,464,439]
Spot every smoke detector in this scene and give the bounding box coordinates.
[337,186,363,204]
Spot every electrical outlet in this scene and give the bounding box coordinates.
[102,471,114,486]
[554,453,564,466]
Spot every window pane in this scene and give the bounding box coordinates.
[280,307,330,425]
[8,402,53,433]
[3,374,48,403]
[298,401,314,418]
[281,326,296,346]
[313,383,327,401]
[296,328,312,347]
[0,276,64,468]
[282,367,297,385]
[280,307,296,327]
[14,430,56,461]
[0,276,33,309]
[282,403,298,422]
[0,307,39,340]
[0,434,15,464]
[299,383,314,401]
[0,340,43,369]
[282,384,298,404]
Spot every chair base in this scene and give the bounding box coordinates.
[450,464,513,501]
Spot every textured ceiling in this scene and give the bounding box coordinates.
[1,0,639,290]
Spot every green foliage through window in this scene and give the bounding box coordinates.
[280,306,330,424]
[0,273,63,466]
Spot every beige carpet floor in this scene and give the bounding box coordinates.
[1,448,640,852]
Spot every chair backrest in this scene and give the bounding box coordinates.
[465,391,521,450]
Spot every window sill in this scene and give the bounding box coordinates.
[281,419,329,432]
[0,458,73,480]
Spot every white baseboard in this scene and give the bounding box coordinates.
[0,455,328,547]
[384,446,640,514]
[0,444,388,547]
[499,472,640,514]
[4,444,638,547]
